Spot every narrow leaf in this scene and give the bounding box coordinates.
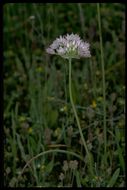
[76,171,82,187]
[107,168,120,187]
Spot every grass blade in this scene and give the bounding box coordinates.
[107,168,120,187]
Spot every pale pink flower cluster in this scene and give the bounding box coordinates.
[46,33,91,59]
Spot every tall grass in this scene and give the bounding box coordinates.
[97,3,107,171]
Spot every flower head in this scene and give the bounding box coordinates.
[46,33,91,59]
[69,160,78,170]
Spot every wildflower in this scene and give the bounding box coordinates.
[41,165,45,171]
[46,33,91,59]
[46,33,93,175]
[67,126,73,137]
[59,172,65,181]
[36,66,43,73]
[60,105,67,112]
[91,100,97,108]
[62,160,69,172]
[28,127,33,134]
[19,115,26,122]
[54,128,61,139]
[69,160,78,170]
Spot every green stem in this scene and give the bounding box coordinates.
[68,58,93,176]
[97,3,107,167]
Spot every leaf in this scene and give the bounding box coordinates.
[116,144,125,173]
[107,168,120,187]
[45,157,54,174]
[115,128,125,173]
[76,171,82,187]
[50,110,58,126]
[16,134,27,162]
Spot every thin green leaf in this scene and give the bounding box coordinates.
[16,134,27,162]
[76,171,82,187]
[107,168,120,187]
[45,157,54,174]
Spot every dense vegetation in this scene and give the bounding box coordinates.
[4,3,125,187]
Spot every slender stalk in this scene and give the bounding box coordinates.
[78,3,85,37]
[68,58,93,176]
[97,3,107,167]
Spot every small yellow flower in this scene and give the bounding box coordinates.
[36,66,43,73]
[19,116,26,122]
[60,105,67,112]
[91,100,97,108]
[28,127,33,134]
[95,176,102,181]
[54,128,61,139]
[41,165,45,171]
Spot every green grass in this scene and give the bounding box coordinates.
[97,3,107,174]
[4,3,125,187]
